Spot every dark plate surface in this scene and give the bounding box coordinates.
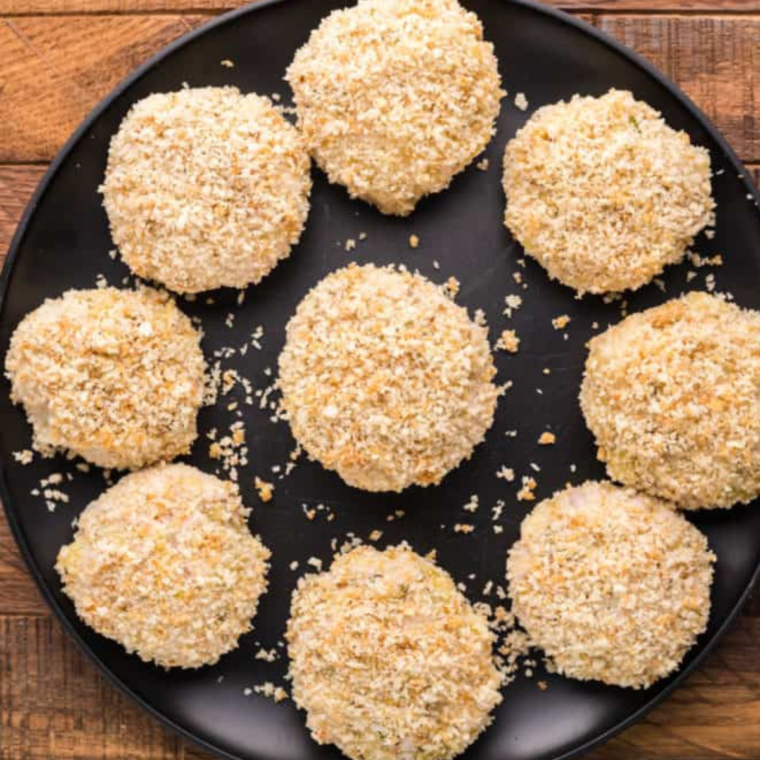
[2,1,760,759]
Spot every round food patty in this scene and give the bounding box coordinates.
[278,263,500,492]
[287,544,503,760]
[57,463,271,669]
[102,86,311,293]
[286,0,503,216]
[503,89,714,294]
[6,286,205,470]
[507,481,715,689]
[581,291,760,509]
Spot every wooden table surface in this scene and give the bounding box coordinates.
[1,0,760,758]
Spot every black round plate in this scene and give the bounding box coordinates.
[2,1,760,759]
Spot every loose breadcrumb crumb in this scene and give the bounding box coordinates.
[13,450,34,465]
[254,477,274,503]
[496,329,520,353]
[517,477,537,502]
[503,295,523,318]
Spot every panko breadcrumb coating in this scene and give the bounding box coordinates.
[5,287,204,470]
[102,87,311,293]
[277,264,499,492]
[503,89,714,294]
[581,292,760,509]
[507,481,714,689]
[286,0,503,216]
[56,464,271,669]
[287,545,502,760]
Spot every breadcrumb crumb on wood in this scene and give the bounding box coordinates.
[552,315,571,330]
[514,92,529,111]
[220,59,235,68]
[538,432,556,446]
[476,158,490,171]
[409,234,420,249]
[454,523,475,534]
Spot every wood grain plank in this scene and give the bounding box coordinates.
[1,0,760,17]
[0,165,45,262]
[0,513,49,616]
[597,15,760,163]
[0,616,190,760]
[0,613,759,760]
[0,15,206,162]
[564,0,760,8]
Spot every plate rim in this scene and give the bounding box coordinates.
[1,2,759,759]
